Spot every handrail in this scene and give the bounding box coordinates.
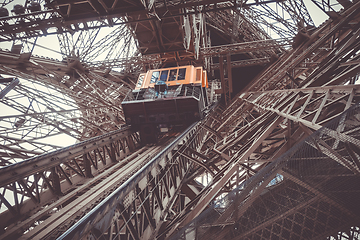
[122,85,201,102]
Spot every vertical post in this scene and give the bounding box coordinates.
[287,119,292,150]
[110,143,117,163]
[234,163,239,221]
[13,182,20,213]
[219,56,228,106]
[127,135,136,153]
[83,153,93,178]
[219,55,231,106]
[51,167,62,195]
[227,54,232,94]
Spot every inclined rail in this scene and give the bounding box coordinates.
[58,121,201,239]
[0,126,142,239]
[19,144,167,239]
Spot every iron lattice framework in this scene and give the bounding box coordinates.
[0,51,135,165]
[0,0,360,239]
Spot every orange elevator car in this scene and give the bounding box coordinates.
[121,65,208,143]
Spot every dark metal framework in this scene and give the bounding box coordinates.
[0,0,285,42]
[1,0,360,239]
[173,102,360,239]
[0,126,140,239]
[0,51,134,166]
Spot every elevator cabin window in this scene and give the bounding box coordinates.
[160,70,169,82]
[169,69,177,81]
[178,68,186,80]
[151,71,160,83]
[137,74,144,87]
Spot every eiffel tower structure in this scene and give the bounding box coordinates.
[1,0,360,239]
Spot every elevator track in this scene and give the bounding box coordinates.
[0,126,176,239]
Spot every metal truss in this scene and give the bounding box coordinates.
[245,0,315,39]
[211,57,272,70]
[43,2,360,239]
[173,97,360,239]
[201,38,289,73]
[86,54,163,71]
[54,80,360,239]
[204,0,315,43]
[310,0,346,16]
[0,0,119,41]
[0,126,141,239]
[86,38,289,73]
[0,0,340,67]
[167,2,360,237]
[201,38,290,57]
[0,0,360,239]
[205,5,271,43]
[57,23,138,65]
[246,2,360,92]
[56,122,208,239]
[0,50,135,167]
[0,0,287,42]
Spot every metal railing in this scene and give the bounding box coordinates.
[123,85,202,102]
